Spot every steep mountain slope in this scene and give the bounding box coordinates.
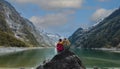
[0,0,53,47]
[69,8,120,48]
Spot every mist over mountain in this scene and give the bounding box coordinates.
[0,0,55,47]
[69,8,120,48]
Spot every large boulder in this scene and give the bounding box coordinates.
[37,50,86,69]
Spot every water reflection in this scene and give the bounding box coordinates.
[0,48,56,68]
[0,48,120,68]
[71,48,120,67]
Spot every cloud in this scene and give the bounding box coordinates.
[91,8,114,22]
[29,11,75,29]
[81,6,100,10]
[11,0,83,10]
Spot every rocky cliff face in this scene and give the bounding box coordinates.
[0,0,53,47]
[37,50,86,69]
[69,28,89,48]
[69,8,120,48]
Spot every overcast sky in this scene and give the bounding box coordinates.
[6,0,120,37]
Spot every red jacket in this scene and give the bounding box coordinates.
[56,42,64,52]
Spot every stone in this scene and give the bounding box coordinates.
[37,50,86,69]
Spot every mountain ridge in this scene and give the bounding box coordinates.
[69,8,120,48]
[0,0,54,47]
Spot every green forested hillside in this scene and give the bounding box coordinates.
[0,31,28,47]
[0,13,28,47]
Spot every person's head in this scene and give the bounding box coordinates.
[64,38,67,40]
[59,39,62,42]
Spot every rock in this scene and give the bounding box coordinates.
[93,66,99,69]
[37,50,86,69]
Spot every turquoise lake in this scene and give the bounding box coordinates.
[0,48,120,68]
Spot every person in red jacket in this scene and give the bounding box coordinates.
[56,39,64,53]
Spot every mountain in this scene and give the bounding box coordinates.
[0,0,53,47]
[38,32,60,47]
[46,33,62,45]
[69,8,120,48]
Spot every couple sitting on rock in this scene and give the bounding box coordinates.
[56,38,71,53]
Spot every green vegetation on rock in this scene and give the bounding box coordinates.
[0,12,28,47]
[22,27,39,46]
[0,30,28,47]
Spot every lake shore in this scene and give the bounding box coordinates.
[0,46,53,55]
[0,47,120,56]
[91,48,120,53]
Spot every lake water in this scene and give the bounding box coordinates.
[0,48,120,69]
